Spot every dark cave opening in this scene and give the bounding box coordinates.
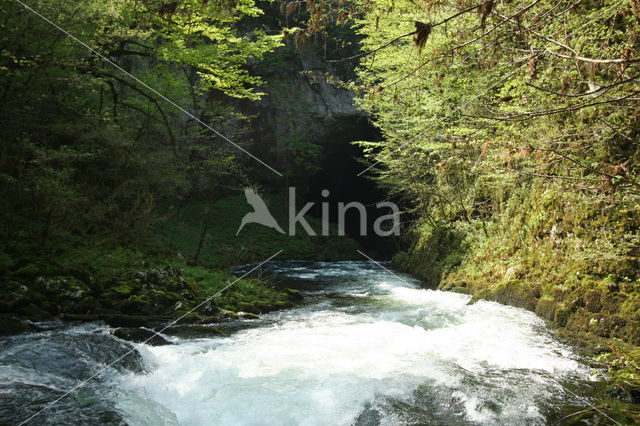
[307,118,403,259]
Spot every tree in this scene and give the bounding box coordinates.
[285,0,640,285]
[0,0,282,253]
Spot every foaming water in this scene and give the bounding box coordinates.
[112,261,593,425]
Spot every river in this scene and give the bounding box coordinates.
[1,261,602,425]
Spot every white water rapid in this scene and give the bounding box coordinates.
[111,261,594,425]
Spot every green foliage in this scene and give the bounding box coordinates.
[351,0,639,222]
[0,0,364,323]
[157,193,360,267]
[335,3,638,290]
[0,0,285,258]
[284,0,639,351]
[598,345,640,386]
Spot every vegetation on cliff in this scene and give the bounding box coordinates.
[298,0,640,339]
[287,0,640,406]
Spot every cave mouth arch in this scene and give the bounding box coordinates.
[307,117,401,258]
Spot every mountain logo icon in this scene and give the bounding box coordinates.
[236,187,285,235]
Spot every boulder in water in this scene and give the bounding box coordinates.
[112,327,171,346]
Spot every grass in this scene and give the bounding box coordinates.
[155,193,360,267]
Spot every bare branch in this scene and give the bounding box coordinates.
[525,74,638,98]
[465,91,640,121]
[544,47,640,64]
[326,30,417,63]
[326,2,486,63]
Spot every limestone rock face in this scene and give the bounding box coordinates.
[248,47,367,148]
[297,53,360,119]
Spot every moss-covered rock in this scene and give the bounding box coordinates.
[393,224,468,289]
[162,324,224,339]
[471,280,540,311]
[535,297,556,321]
[0,316,39,335]
[554,302,572,327]
[0,259,304,325]
[585,288,605,313]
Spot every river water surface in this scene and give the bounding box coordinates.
[1,261,600,425]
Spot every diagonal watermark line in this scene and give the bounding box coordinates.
[357,58,533,177]
[550,376,622,426]
[18,250,283,426]
[356,250,412,286]
[14,0,283,177]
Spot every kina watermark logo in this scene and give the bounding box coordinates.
[236,188,286,235]
[236,187,400,237]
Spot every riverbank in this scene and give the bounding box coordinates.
[0,193,360,335]
[392,183,640,414]
[395,254,640,422]
[0,251,301,335]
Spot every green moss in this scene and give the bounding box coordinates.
[474,280,540,311]
[535,297,556,321]
[469,288,492,305]
[554,303,572,327]
[236,302,260,314]
[108,282,134,296]
[585,289,605,313]
[402,181,640,350]
[620,295,640,315]
[114,295,150,314]
[393,223,468,289]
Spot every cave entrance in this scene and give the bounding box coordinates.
[307,117,400,258]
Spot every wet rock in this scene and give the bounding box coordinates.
[105,315,153,328]
[162,325,223,339]
[0,316,39,335]
[283,288,304,301]
[112,327,171,346]
[354,407,382,425]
